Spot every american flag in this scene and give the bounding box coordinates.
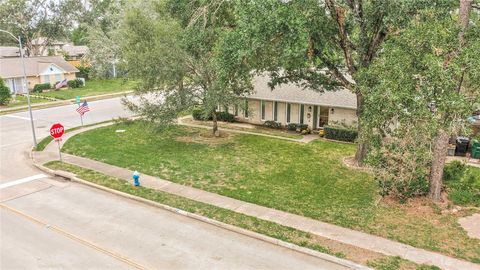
[76,101,90,115]
[55,79,67,89]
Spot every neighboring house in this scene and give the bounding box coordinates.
[61,44,89,67]
[228,75,357,129]
[0,56,79,94]
[31,37,67,56]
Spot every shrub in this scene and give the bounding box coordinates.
[192,107,235,122]
[216,111,235,122]
[0,78,11,105]
[264,120,282,129]
[76,65,91,80]
[378,175,430,202]
[297,124,309,132]
[324,125,358,142]
[67,79,84,89]
[33,83,51,93]
[286,123,297,131]
[192,107,204,120]
[301,128,311,135]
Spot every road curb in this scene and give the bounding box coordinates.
[0,91,133,114]
[32,162,370,270]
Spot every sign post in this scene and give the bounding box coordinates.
[50,123,65,161]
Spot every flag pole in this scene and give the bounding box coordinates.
[78,102,84,126]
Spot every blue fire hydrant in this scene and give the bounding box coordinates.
[133,171,140,186]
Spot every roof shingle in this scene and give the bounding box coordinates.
[0,56,78,78]
[249,75,357,109]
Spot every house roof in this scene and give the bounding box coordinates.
[248,75,357,109]
[61,44,88,57]
[31,37,66,46]
[0,47,20,58]
[0,56,79,78]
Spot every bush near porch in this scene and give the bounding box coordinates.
[62,122,480,263]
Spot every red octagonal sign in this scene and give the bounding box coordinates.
[50,123,65,139]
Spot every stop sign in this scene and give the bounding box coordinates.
[50,123,65,139]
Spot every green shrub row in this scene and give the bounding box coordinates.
[324,125,358,142]
[33,83,51,93]
[216,111,235,122]
[263,120,282,129]
[192,107,235,122]
[286,123,309,132]
[67,79,84,89]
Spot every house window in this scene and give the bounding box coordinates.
[319,106,329,127]
[273,101,278,121]
[286,103,291,123]
[244,99,249,118]
[55,74,61,82]
[44,75,50,84]
[299,104,304,124]
[234,104,238,116]
[261,100,266,120]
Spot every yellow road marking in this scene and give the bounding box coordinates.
[1,204,149,270]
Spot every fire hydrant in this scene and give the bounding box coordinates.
[132,171,140,186]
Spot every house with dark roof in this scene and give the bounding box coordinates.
[0,56,79,94]
[226,75,358,129]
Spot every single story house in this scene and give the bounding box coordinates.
[224,75,358,129]
[0,56,78,94]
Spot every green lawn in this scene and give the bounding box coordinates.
[38,79,136,100]
[444,162,480,207]
[0,95,50,109]
[62,122,480,263]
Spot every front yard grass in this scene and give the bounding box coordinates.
[62,121,480,263]
[0,95,51,109]
[45,161,438,270]
[38,79,136,100]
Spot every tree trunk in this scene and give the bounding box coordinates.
[212,110,219,137]
[354,91,367,165]
[429,129,450,202]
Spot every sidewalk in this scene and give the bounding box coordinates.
[33,124,480,270]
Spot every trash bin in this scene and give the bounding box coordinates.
[472,140,480,159]
[455,136,470,156]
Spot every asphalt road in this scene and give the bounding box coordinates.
[0,97,350,269]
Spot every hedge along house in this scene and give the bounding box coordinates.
[0,56,78,94]
[228,75,357,130]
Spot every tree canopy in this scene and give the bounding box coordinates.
[120,0,251,133]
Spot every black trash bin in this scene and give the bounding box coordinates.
[455,136,470,156]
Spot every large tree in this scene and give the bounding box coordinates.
[217,0,454,165]
[0,0,80,56]
[120,0,251,134]
[359,0,480,201]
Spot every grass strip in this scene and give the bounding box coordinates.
[34,120,115,151]
[45,161,441,270]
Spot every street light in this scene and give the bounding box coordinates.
[0,29,37,147]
